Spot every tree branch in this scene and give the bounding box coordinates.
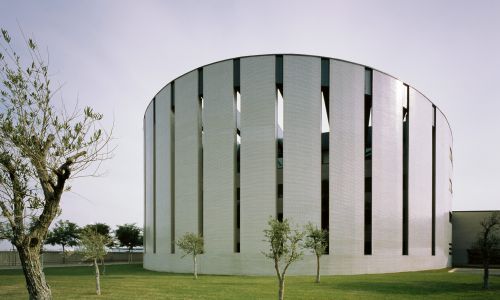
[54,151,87,180]
[0,201,15,227]
[274,255,281,282]
[30,151,87,240]
[0,151,25,239]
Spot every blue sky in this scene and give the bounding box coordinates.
[1,0,499,232]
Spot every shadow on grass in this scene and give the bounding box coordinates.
[333,280,498,295]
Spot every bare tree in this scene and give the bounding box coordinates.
[304,222,328,283]
[0,29,112,299]
[78,227,110,296]
[176,232,204,279]
[473,212,500,289]
[263,217,304,300]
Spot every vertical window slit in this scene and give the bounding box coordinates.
[321,57,330,254]
[432,105,436,256]
[364,68,373,255]
[402,84,409,256]
[233,58,241,253]
[276,55,284,222]
[198,68,204,237]
[170,82,175,254]
[171,82,175,112]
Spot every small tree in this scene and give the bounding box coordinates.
[304,222,328,283]
[263,217,304,300]
[115,223,142,263]
[83,223,113,245]
[473,212,500,289]
[78,228,110,296]
[45,220,80,264]
[176,232,204,279]
[83,223,113,274]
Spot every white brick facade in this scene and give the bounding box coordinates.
[144,55,453,275]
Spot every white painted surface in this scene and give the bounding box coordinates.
[203,60,235,254]
[155,85,172,255]
[174,71,201,253]
[283,55,321,227]
[144,102,154,254]
[408,88,433,256]
[239,56,276,254]
[436,110,453,265]
[372,70,404,256]
[330,60,365,257]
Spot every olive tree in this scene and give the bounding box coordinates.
[84,222,113,274]
[304,222,328,283]
[83,223,113,246]
[176,232,204,279]
[0,29,112,299]
[263,217,304,300]
[78,227,110,296]
[473,212,500,289]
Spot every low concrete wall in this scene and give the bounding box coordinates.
[0,251,143,267]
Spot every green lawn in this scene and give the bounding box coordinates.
[0,264,498,299]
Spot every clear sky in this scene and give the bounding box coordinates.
[1,0,499,233]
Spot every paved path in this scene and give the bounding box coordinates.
[449,268,500,275]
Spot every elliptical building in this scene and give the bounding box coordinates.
[143,55,453,275]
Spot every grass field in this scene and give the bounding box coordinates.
[0,264,499,299]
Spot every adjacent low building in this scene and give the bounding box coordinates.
[143,54,454,275]
[452,210,500,267]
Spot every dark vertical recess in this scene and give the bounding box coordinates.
[153,98,157,254]
[170,83,176,254]
[198,68,204,237]
[432,105,436,256]
[276,55,284,222]
[276,55,283,93]
[233,58,241,253]
[171,82,176,112]
[364,68,373,255]
[321,58,330,254]
[321,58,330,118]
[234,58,240,89]
[402,85,409,255]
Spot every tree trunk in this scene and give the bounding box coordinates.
[483,263,489,289]
[100,257,106,275]
[17,245,52,300]
[94,258,101,295]
[193,255,198,279]
[128,249,132,264]
[316,255,321,283]
[62,245,65,264]
[278,278,285,300]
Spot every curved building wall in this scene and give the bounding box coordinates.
[143,54,453,275]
